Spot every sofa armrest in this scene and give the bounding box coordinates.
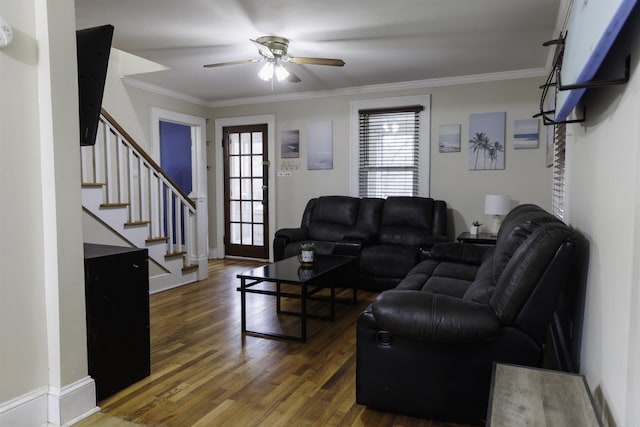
[370,290,501,342]
[419,234,451,259]
[273,228,309,261]
[274,227,308,242]
[429,242,490,265]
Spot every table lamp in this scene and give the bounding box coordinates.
[484,194,510,235]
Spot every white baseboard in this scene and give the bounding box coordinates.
[48,376,98,426]
[0,377,98,427]
[0,386,48,426]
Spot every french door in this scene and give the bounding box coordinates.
[223,124,269,259]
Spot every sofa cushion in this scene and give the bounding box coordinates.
[462,259,495,304]
[360,244,419,279]
[399,259,478,298]
[490,223,576,325]
[310,195,359,226]
[492,206,561,283]
[307,196,360,241]
[350,198,385,241]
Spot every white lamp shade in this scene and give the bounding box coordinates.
[484,195,511,216]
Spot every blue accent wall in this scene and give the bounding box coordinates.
[160,121,192,194]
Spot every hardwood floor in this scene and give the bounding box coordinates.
[75,259,479,427]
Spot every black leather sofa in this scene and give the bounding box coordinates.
[273,195,449,291]
[356,204,583,422]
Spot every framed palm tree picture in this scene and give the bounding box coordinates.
[469,112,505,170]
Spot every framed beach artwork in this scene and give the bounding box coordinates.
[307,120,333,170]
[439,124,461,153]
[281,130,299,158]
[513,119,539,149]
[469,112,505,170]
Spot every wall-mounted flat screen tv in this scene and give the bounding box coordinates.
[77,24,113,146]
[555,0,637,122]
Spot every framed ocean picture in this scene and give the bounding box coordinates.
[513,119,539,149]
[439,124,461,153]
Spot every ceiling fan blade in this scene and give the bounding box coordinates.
[288,57,345,66]
[203,59,259,68]
[287,69,302,83]
[250,39,275,59]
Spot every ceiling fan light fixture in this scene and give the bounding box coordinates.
[274,63,290,81]
[258,60,290,82]
[258,61,274,81]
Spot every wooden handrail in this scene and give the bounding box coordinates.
[100,108,196,209]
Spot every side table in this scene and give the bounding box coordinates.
[456,232,497,245]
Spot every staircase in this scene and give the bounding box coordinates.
[81,109,208,292]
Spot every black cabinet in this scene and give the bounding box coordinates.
[83,243,150,401]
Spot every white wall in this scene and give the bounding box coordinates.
[210,76,551,241]
[1,1,95,424]
[565,6,640,426]
[0,0,49,404]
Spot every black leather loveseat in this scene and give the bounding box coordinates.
[356,204,583,422]
[273,195,448,291]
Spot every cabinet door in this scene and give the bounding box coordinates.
[85,248,149,401]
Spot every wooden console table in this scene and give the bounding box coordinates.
[486,363,602,427]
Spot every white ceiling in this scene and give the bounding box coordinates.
[74,0,563,105]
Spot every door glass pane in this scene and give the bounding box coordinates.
[241,178,251,199]
[253,202,263,222]
[230,157,240,178]
[242,224,252,244]
[230,201,240,221]
[241,133,251,154]
[252,179,263,200]
[230,223,241,244]
[230,178,240,200]
[252,156,263,177]
[252,132,263,154]
[253,224,264,246]
[241,156,251,177]
[241,201,252,222]
[229,133,240,155]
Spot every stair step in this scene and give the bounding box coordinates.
[182,264,198,273]
[125,220,151,227]
[146,236,169,244]
[101,202,129,208]
[165,251,186,259]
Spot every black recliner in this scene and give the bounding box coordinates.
[356,204,583,422]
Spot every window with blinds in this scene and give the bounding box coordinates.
[358,105,424,198]
[552,123,566,220]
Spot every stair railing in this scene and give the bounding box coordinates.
[81,109,197,265]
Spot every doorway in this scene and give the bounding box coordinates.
[160,121,192,194]
[151,107,208,272]
[223,124,269,259]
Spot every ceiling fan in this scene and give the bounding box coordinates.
[203,36,345,83]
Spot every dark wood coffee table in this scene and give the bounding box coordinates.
[237,255,357,342]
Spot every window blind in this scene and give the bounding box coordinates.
[358,105,423,198]
[552,123,566,220]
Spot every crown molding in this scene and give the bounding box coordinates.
[122,68,547,109]
[122,77,211,107]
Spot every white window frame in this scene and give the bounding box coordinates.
[350,95,431,197]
